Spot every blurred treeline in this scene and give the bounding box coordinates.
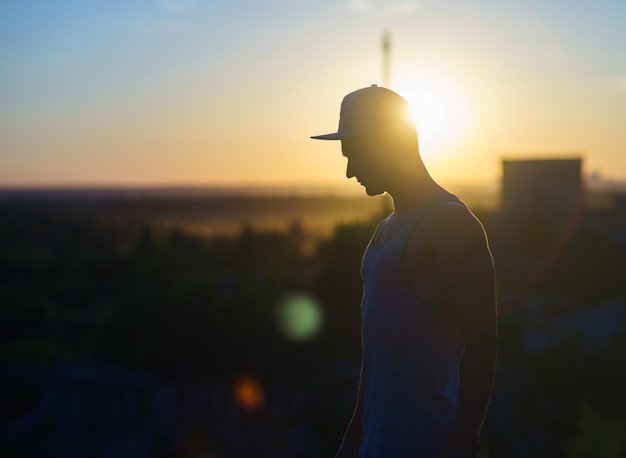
[0,197,373,377]
[1,194,625,457]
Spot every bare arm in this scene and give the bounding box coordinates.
[335,361,364,458]
[429,204,498,456]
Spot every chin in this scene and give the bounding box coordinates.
[363,185,385,196]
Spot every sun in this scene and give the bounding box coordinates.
[393,76,469,160]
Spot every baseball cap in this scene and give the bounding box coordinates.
[311,84,415,140]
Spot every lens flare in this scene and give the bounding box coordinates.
[232,374,265,411]
[275,293,324,341]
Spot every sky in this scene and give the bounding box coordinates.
[1,0,625,189]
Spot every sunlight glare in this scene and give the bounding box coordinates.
[394,76,469,160]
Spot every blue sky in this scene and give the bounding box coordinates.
[1,0,625,187]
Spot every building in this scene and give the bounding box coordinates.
[501,158,583,215]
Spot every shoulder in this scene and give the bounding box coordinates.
[425,201,485,235]
[420,201,490,261]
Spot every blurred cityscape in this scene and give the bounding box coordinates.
[1,157,625,457]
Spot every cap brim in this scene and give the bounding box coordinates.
[310,132,346,140]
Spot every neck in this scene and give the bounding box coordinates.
[387,169,446,217]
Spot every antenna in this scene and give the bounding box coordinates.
[382,30,391,88]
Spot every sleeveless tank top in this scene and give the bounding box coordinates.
[359,193,465,458]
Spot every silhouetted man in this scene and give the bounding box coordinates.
[311,85,497,458]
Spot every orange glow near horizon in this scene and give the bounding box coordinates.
[2,3,626,187]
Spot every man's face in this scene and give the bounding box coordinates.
[340,135,390,196]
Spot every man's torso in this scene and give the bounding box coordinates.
[359,193,466,458]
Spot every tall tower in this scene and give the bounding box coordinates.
[382,30,391,88]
